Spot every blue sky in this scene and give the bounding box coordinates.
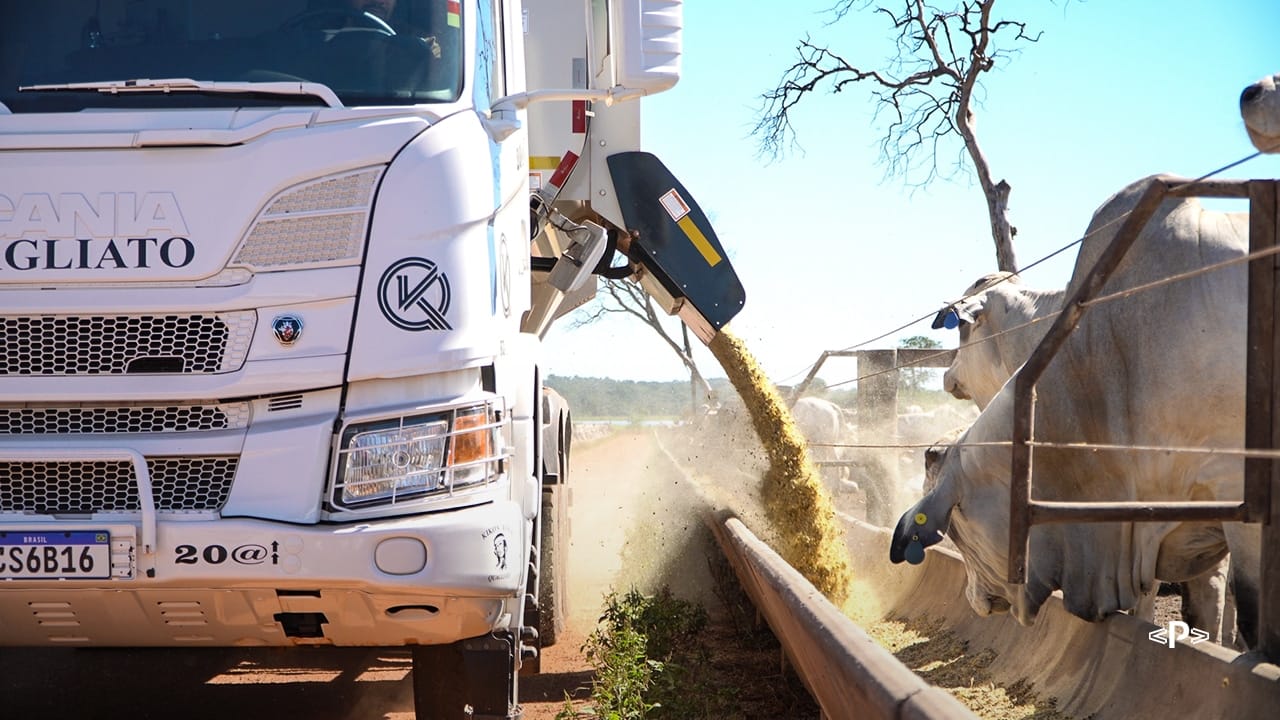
[543,0,1280,388]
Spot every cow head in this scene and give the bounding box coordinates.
[934,272,1020,410]
[890,393,1053,625]
[1242,72,1280,154]
[922,425,967,494]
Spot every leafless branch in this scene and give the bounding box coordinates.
[755,0,1047,271]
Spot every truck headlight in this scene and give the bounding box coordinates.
[333,403,505,509]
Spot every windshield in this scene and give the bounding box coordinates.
[0,0,463,112]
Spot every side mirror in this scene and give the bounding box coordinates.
[612,0,682,94]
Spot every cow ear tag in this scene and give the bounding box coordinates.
[905,512,928,564]
[943,309,960,330]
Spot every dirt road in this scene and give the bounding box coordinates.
[521,426,727,719]
[0,429,713,720]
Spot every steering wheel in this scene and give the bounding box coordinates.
[282,9,396,37]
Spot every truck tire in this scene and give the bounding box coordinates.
[540,388,571,484]
[538,483,569,647]
[537,390,572,648]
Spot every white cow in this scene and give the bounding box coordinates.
[892,174,1261,647]
[1241,72,1280,153]
[790,396,905,525]
[791,396,855,492]
[935,271,1234,642]
[934,272,1064,410]
[791,397,845,467]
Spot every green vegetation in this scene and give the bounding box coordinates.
[557,587,732,720]
[898,335,944,393]
[546,376,701,421]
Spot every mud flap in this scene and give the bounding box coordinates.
[607,151,746,340]
[412,634,519,719]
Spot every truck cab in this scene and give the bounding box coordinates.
[0,1,742,718]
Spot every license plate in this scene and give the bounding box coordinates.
[0,531,112,580]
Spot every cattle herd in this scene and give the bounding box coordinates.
[697,72,1280,655]
[881,72,1280,654]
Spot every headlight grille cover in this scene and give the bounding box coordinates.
[332,401,509,511]
[231,168,382,270]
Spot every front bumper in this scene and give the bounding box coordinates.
[0,501,527,648]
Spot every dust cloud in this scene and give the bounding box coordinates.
[559,341,1086,720]
[562,330,863,618]
[565,423,848,628]
[563,429,726,625]
[662,404,915,623]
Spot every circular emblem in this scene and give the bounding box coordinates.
[498,234,511,318]
[377,257,452,331]
[271,315,303,345]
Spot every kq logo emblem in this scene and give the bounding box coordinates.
[271,315,303,345]
[377,257,452,331]
[1148,620,1209,648]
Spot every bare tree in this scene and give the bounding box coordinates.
[573,278,714,409]
[756,0,1043,272]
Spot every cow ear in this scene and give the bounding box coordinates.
[953,295,986,326]
[934,295,987,330]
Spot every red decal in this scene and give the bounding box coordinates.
[548,151,580,189]
[572,100,587,134]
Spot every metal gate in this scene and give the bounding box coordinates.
[1005,178,1280,659]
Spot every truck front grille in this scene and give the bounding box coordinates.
[0,402,252,434]
[0,457,239,513]
[0,312,255,376]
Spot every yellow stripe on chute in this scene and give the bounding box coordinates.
[677,215,722,267]
[530,156,562,170]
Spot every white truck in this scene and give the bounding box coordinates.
[0,0,744,718]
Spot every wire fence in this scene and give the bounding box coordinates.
[765,157,1280,466]
[809,439,1280,462]
[792,153,1265,395]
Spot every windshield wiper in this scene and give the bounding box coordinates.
[18,78,342,109]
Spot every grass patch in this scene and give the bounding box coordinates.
[558,585,809,720]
